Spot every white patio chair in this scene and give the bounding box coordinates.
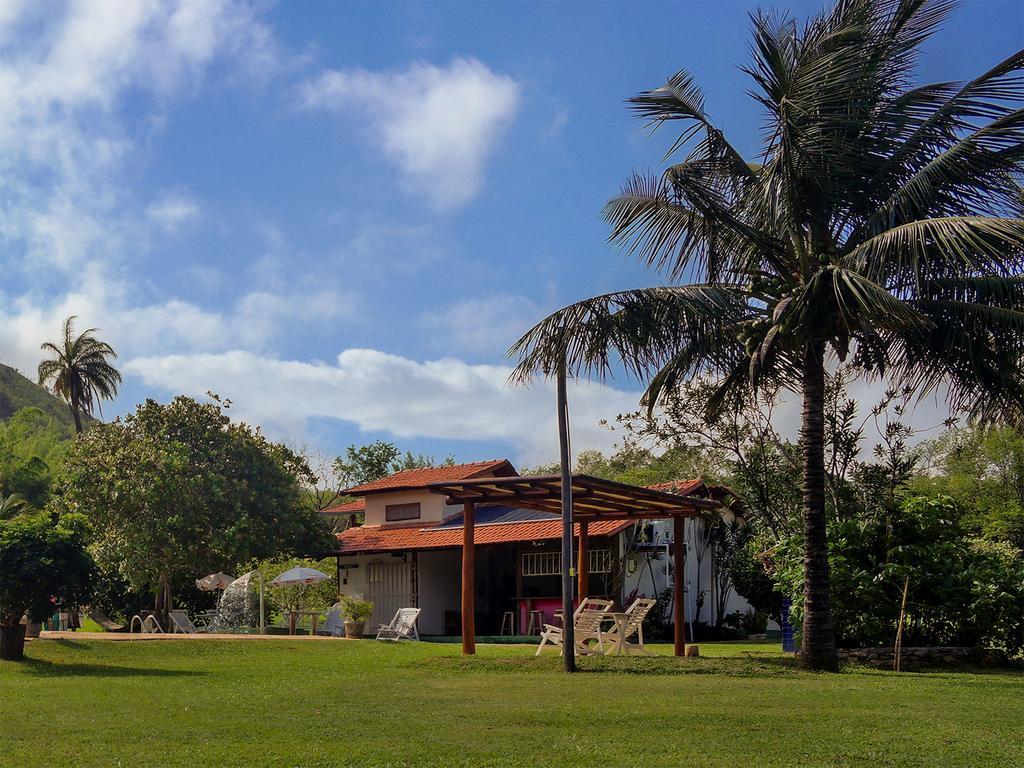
[316,604,344,637]
[601,597,658,655]
[535,599,613,657]
[130,614,164,634]
[376,607,421,641]
[169,609,200,634]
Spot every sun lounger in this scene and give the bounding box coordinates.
[376,608,420,641]
[130,614,164,633]
[601,598,657,655]
[88,608,127,633]
[169,609,201,634]
[535,599,613,656]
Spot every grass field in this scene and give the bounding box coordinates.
[2,638,1021,767]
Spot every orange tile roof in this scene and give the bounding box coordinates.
[344,459,516,495]
[320,498,365,515]
[646,479,704,495]
[334,517,634,554]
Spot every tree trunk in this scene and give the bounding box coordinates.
[800,340,838,672]
[154,573,172,631]
[0,623,27,661]
[70,403,83,434]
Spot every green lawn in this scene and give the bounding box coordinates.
[2,638,1021,767]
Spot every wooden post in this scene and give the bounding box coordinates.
[556,361,576,673]
[673,515,686,657]
[577,520,590,601]
[462,502,476,655]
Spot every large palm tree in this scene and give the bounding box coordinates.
[511,0,1024,671]
[38,316,122,434]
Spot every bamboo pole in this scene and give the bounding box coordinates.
[894,575,909,672]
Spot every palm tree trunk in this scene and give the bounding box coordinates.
[800,339,838,671]
[70,403,83,434]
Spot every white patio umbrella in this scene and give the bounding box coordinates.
[269,567,332,635]
[269,566,331,587]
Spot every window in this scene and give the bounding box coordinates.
[522,549,612,576]
[385,502,421,522]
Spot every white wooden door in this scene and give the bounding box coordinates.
[367,562,412,628]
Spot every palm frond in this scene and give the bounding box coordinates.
[509,285,753,383]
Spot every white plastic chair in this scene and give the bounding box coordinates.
[316,604,344,637]
[376,608,421,641]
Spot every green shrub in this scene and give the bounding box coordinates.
[773,495,1024,653]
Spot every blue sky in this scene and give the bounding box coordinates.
[2,0,1021,468]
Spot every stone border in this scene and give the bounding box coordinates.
[838,646,1008,670]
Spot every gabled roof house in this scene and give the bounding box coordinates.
[327,459,750,637]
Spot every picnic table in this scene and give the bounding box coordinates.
[287,610,322,635]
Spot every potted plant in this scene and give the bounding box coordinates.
[340,596,373,638]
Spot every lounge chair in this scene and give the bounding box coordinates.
[315,604,344,637]
[169,609,201,634]
[87,608,127,633]
[535,599,613,657]
[130,614,164,634]
[376,608,421,641]
[601,597,657,655]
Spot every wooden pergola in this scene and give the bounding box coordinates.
[427,474,719,659]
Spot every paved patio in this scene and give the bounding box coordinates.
[36,631,350,642]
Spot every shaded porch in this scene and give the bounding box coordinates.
[427,473,719,658]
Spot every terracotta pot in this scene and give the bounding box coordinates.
[1,624,27,661]
[343,620,365,639]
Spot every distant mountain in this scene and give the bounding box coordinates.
[0,362,90,431]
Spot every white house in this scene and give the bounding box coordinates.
[325,459,753,637]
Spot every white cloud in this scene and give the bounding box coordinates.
[0,0,286,273]
[0,271,355,379]
[299,57,520,210]
[146,191,201,230]
[421,294,545,357]
[124,348,641,465]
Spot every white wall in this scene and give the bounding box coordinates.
[415,549,461,635]
[620,519,753,627]
[363,490,453,527]
[336,550,460,635]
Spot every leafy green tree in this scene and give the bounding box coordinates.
[0,407,71,506]
[334,440,451,489]
[914,425,1024,547]
[252,556,339,616]
[772,495,1024,653]
[37,316,122,434]
[55,396,333,627]
[0,511,94,660]
[512,1,1024,670]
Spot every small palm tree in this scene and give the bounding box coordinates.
[0,493,33,520]
[38,316,122,434]
[512,0,1024,671]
